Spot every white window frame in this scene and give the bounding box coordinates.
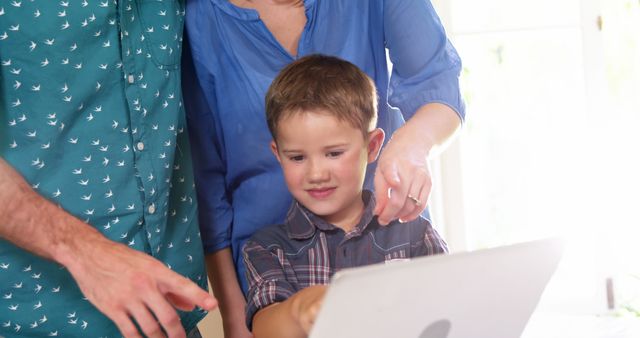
[429,0,606,252]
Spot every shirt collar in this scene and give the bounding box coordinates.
[285,190,377,240]
[212,0,316,21]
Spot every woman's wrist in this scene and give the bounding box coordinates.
[402,102,461,156]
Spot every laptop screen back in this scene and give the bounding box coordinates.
[309,238,564,338]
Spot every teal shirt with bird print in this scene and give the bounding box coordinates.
[0,1,208,337]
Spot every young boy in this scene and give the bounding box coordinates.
[242,55,448,338]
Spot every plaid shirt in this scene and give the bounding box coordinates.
[242,191,448,328]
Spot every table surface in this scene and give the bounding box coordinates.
[521,312,640,338]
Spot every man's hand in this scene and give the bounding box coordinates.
[0,159,217,338]
[61,233,217,338]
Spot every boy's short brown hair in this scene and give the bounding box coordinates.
[266,54,378,140]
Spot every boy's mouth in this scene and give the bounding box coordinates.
[306,187,336,199]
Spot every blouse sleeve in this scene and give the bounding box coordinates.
[182,30,233,253]
[384,0,466,122]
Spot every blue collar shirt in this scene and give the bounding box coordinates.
[242,191,448,328]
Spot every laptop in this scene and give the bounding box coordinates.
[308,238,565,338]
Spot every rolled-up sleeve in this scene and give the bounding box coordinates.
[182,34,233,253]
[384,0,466,122]
[242,240,296,330]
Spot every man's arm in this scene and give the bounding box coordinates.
[251,285,327,338]
[0,158,217,338]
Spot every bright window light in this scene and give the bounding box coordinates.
[435,0,640,316]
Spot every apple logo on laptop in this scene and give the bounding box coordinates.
[418,319,451,338]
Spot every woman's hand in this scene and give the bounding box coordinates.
[373,122,433,225]
[374,103,460,225]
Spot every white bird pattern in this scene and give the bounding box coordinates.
[1,2,202,335]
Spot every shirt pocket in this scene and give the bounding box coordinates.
[369,232,411,264]
[283,233,332,286]
[135,0,184,69]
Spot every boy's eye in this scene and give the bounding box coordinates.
[289,155,304,162]
[327,151,343,158]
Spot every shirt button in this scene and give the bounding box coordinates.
[136,142,145,151]
[148,204,156,214]
[127,74,135,84]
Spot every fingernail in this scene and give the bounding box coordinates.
[204,297,217,309]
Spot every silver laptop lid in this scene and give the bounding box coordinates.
[309,238,565,338]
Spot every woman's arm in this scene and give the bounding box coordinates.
[207,249,254,338]
[374,0,465,225]
[374,102,460,225]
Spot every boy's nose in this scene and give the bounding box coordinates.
[307,159,330,182]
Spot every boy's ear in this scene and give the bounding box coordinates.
[367,128,385,164]
[270,140,282,163]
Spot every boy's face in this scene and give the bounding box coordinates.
[271,110,384,228]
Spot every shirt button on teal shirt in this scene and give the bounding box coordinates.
[0,1,207,336]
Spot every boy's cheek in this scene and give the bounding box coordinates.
[281,166,303,190]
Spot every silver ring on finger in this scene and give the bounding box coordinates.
[407,194,421,206]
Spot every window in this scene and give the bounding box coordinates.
[430,0,640,314]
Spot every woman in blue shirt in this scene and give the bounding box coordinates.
[183,0,465,336]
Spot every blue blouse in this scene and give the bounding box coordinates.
[183,0,465,292]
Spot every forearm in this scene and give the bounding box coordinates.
[252,300,305,338]
[403,102,461,156]
[0,158,106,266]
[373,102,461,223]
[252,285,326,338]
[206,249,250,329]
[1,158,217,336]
